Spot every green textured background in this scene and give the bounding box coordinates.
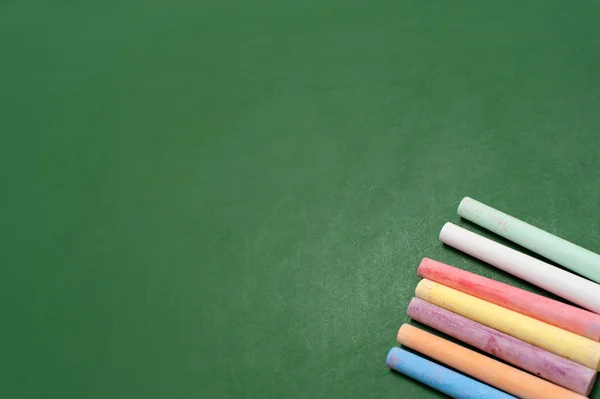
[2,1,600,398]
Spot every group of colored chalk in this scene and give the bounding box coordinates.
[386,197,600,399]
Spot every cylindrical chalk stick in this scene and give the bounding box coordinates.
[407,297,597,395]
[418,257,600,341]
[397,324,587,399]
[386,347,517,399]
[458,197,600,284]
[440,222,600,314]
[415,279,600,370]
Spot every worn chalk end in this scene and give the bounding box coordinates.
[439,222,454,242]
[386,347,400,368]
[457,196,474,217]
[396,323,413,344]
[417,258,431,277]
[585,371,597,396]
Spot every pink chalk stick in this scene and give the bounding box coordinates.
[408,297,597,395]
[418,258,600,342]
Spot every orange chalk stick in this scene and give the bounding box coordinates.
[397,324,587,399]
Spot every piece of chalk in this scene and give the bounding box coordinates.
[440,223,600,313]
[397,324,587,399]
[415,279,600,370]
[418,258,600,341]
[407,297,597,395]
[386,347,517,399]
[458,197,600,284]
[440,222,600,314]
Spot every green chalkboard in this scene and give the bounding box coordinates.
[2,1,600,398]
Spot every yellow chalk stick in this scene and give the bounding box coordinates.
[416,279,600,370]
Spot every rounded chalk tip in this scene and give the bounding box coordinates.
[585,372,598,396]
[415,279,435,299]
[396,324,407,343]
[457,196,473,215]
[417,258,430,275]
[386,347,402,368]
[407,297,420,318]
[439,222,454,241]
[397,323,417,345]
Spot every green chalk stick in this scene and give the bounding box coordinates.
[458,197,600,285]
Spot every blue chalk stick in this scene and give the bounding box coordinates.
[386,347,516,399]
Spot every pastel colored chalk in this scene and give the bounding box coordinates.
[386,347,517,399]
[397,324,587,399]
[458,197,600,284]
[440,222,600,314]
[415,279,600,370]
[407,297,597,395]
[418,258,600,341]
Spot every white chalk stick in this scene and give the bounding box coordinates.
[458,197,600,284]
[439,222,600,314]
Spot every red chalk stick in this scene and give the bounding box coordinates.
[408,297,597,395]
[418,258,600,341]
